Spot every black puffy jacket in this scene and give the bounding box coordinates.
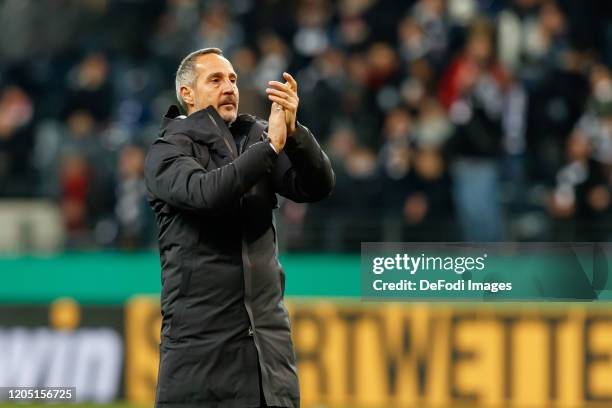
[144,105,334,408]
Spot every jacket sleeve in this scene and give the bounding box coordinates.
[273,123,335,203]
[145,135,278,212]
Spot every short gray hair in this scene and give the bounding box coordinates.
[175,47,223,112]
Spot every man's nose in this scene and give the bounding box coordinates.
[221,79,235,94]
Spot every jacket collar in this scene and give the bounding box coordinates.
[161,105,239,158]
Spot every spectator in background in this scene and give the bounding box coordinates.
[305,126,379,250]
[499,70,529,222]
[379,108,413,229]
[524,1,589,185]
[379,107,412,159]
[413,96,453,147]
[440,19,508,241]
[253,32,291,95]
[298,48,348,143]
[377,101,455,241]
[194,3,244,54]
[549,64,612,240]
[293,0,332,58]
[334,0,371,49]
[59,152,90,247]
[63,53,113,123]
[498,0,568,84]
[367,42,401,94]
[230,47,268,119]
[0,85,36,197]
[339,52,382,148]
[549,133,611,241]
[575,65,612,166]
[149,0,200,64]
[410,97,455,239]
[399,57,436,114]
[498,0,542,75]
[411,0,449,66]
[114,144,150,248]
[341,146,381,247]
[52,109,115,248]
[404,144,454,240]
[398,16,430,64]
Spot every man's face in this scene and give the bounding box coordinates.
[185,53,239,123]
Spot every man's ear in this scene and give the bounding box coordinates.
[180,85,194,108]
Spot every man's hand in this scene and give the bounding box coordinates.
[268,101,287,153]
[266,72,299,136]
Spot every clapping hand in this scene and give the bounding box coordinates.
[266,72,299,136]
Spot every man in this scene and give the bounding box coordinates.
[144,47,334,408]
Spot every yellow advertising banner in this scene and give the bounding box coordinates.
[125,297,612,407]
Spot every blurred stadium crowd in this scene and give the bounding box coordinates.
[1,0,612,251]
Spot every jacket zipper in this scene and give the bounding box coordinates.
[206,111,237,159]
[238,119,271,399]
[239,132,250,155]
[205,111,256,342]
[237,121,265,387]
